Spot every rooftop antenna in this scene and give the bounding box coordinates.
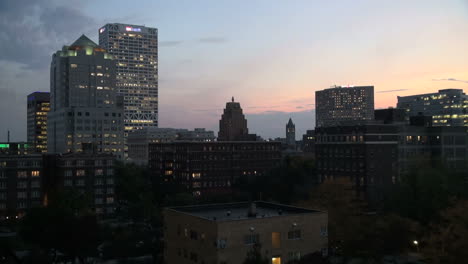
[7,130,10,143]
[232,96,234,102]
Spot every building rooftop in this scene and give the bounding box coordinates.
[167,201,322,222]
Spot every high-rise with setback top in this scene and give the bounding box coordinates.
[48,35,124,159]
[98,23,158,134]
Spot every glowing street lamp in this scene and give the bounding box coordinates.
[413,240,419,252]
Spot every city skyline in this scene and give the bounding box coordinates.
[1,0,468,141]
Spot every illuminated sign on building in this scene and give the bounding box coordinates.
[125,26,141,32]
[99,27,106,34]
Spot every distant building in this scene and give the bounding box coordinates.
[128,128,215,165]
[0,142,32,155]
[149,141,281,195]
[315,124,399,201]
[286,118,296,147]
[164,201,328,264]
[218,97,253,141]
[302,130,316,158]
[315,86,374,127]
[99,23,159,134]
[27,92,50,153]
[0,147,116,218]
[397,89,468,126]
[398,125,468,174]
[48,35,124,159]
[374,108,407,124]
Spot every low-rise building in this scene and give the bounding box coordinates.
[164,201,328,264]
[128,127,215,165]
[0,147,116,218]
[149,141,282,196]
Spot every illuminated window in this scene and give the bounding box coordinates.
[71,64,78,68]
[272,232,281,248]
[272,256,281,264]
[76,169,85,176]
[106,197,114,204]
[95,169,103,176]
[31,170,40,177]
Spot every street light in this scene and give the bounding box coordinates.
[413,240,419,252]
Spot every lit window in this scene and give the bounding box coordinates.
[71,64,78,68]
[31,170,40,177]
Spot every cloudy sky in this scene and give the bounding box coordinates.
[1,0,468,141]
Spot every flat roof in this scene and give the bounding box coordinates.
[167,201,322,222]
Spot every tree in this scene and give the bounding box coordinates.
[423,200,468,263]
[19,191,100,263]
[243,244,269,264]
[383,160,468,224]
[298,178,420,260]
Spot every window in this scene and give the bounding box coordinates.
[288,230,301,240]
[17,171,28,178]
[76,179,85,186]
[31,170,40,177]
[31,181,40,188]
[95,198,103,204]
[244,234,260,245]
[17,181,27,188]
[288,252,301,261]
[190,230,198,240]
[189,252,198,262]
[107,188,114,194]
[216,238,227,249]
[65,170,72,177]
[272,232,281,248]
[95,179,103,186]
[106,197,114,204]
[106,178,114,185]
[76,169,85,176]
[320,226,328,237]
[31,191,40,198]
[17,192,27,199]
[64,180,72,186]
[71,64,78,68]
[77,160,85,166]
[106,168,114,176]
[95,169,103,176]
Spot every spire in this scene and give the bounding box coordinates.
[287,118,294,126]
[232,96,234,102]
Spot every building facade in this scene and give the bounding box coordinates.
[149,141,282,196]
[48,35,124,159]
[398,126,468,174]
[397,89,468,126]
[302,130,316,158]
[0,148,116,218]
[218,97,250,141]
[315,86,374,127]
[315,124,399,201]
[98,23,159,134]
[128,128,215,165]
[164,202,328,264]
[27,92,50,153]
[286,118,296,147]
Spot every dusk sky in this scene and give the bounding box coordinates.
[1,0,468,141]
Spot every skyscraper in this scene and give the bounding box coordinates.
[98,23,158,134]
[218,97,249,141]
[315,86,374,127]
[397,89,468,126]
[286,118,296,146]
[48,35,124,159]
[27,92,50,153]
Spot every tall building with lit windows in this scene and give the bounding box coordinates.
[397,89,468,126]
[98,23,158,135]
[48,35,124,159]
[27,92,50,153]
[315,86,374,127]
